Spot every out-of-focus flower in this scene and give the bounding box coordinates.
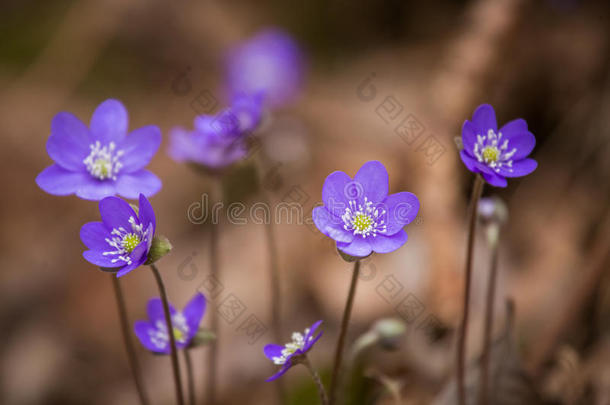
[460,104,537,187]
[134,293,206,354]
[36,99,161,200]
[478,196,508,226]
[312,161,419,258]
[169,94,264,171]
[263,320,323,381]
[225,28,304,108]
[80,194,156,277]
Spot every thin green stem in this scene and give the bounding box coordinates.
[207,178,221,405]
[149,264,184,405]
[184,349,195,405]
[457,175,484,405]
[303,356,329,405]
[478,234,500,405]
[110,274,150,405]
[329,260,361,405]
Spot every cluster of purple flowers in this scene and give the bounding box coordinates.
[35,20,539,402]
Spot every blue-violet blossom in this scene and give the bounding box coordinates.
[80,194,156,277]
[460,104,537,187]
[263,320,323,381]
[134,293,206,354]
[225,28,304,108]
[313,161,420,258]
[169,94,263,170]
[36,99,162,200]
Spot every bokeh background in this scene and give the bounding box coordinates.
[2,0,610,404]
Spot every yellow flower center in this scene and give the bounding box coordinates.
[173,327,185,342]
[121,233,141,253]
[352,213,373,233]
[482,146,500,163]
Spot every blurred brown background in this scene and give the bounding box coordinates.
[2,0,610,404]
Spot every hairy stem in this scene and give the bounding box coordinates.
[478,235,500,405]
[457,174,484,405]
[110,274,150,405]
[184,349,195,405]
[149,264,184,405]
[207,178,221,405]
[303,356,329,405]
[329,260,361,405]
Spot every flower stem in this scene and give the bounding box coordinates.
[329,259,361,405]
[149,264,184,405]
[303,356,329,405]
[256,156,286,403]
[183,348,195,405]
[207,178,221,405]
[457,175,484,405]
[478,232,500,405]
[110,274,150,405]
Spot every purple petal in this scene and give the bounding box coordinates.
[504,132,536,160]
[147,298,177,323]
[312,207,354,243]
[482,171,508,188]
[322,171,352,216]
[369,230,408,254]
[305,320,323,342]
[90,99,128,144]
[138,194,156,234]
[182,293,206,339]
[75,178,117,201]
[36,165,91,196]
[119,126,162,173]
[499,118,528,137]
[461,120,478,155]
[471,104,497,133]
[134,321,166,353]
[99,196,139,230]
[498,158,537,178]
[116,252,147,277]
[115,170,162,199]
[353,161,389,203]
[80,222,110,251]
[304,330,323,352]
[263,344,284,361]
[168,127,193,162]
[266,364,292,382]
[459,151,494,176]
[47,112,91,171]
[382,192,420,235]
[336,236,373,258]
[82,250,122,268]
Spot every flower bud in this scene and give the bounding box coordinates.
[145,235,173,265]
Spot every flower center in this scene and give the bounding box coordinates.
[83,141,124,180]
[121,233,141,253]
[103,216,146,265]
[482,146,499,162]
[342,197,387,238]
[148,313,191,350]
[473,129,517,173]
[272,328,313,365]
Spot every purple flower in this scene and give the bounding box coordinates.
[169,94,263,171]
[263,320,323,381]
[312,161,420,258]
[36,99,162,200]
[460,104,538,187]
[225,28,305,108]
[134,293,206,354]
[80,194,156,277]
